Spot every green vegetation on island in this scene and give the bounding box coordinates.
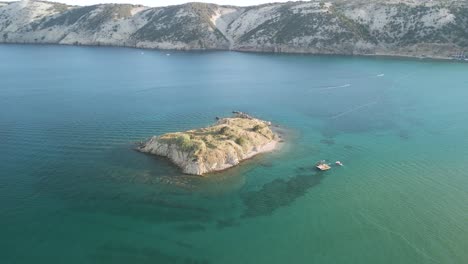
[138,114,279,175]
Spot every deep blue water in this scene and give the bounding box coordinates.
[1,44,468,264]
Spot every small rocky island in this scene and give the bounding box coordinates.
[138,113,279,175]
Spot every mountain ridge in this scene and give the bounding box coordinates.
[1,0,467,59]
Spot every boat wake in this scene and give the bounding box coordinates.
[315,84,351,91]
[331,101,378,119]
[359,212,441,264]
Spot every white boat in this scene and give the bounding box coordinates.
[335,161,343,166]
[316,160,331,171]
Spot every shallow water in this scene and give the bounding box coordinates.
[1,45,468,264]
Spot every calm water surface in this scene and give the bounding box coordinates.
[1,45,468,264]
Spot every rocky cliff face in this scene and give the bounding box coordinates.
[1,0,467,58]
[138,115,278,176]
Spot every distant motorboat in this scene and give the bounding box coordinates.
[335,161,343,166]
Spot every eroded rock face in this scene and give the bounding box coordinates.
[1,1,468,59]
[139,139,205,175]
[138,115,278,176]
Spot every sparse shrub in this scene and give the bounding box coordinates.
[174,134,206,154]
[190,140,206,155]
[252,124,264,132]
[219,126,230,135]
[176,134,192,149]
[236,137,248,147]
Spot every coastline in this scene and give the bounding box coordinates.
[138,136,281,176]
[138,116,283,176]
[205,137,281,176]
[0,42,465,64]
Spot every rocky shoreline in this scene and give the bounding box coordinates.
[0,42,465,63]
[138,113,280,176]
[1,1,467,63]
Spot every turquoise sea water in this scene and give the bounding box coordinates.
[1,45,468,264]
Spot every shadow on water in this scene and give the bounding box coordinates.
[32,129,316,232]
[320,138,335,146]
[216,217,241,229]
[72,194,213,224]
[33,166,216,225]
[92,243,210,264]
[63,212,199,251]
[241,167,325,218]
[33,138,326,225]
[174,223,207,233]
[398,130,410,140]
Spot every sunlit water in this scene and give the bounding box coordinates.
[1,45,468,264]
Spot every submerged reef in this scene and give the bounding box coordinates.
[241,169,324,218]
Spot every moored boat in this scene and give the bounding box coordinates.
[316,160,331,171]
